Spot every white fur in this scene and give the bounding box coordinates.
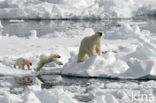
[36,54,63,71]
[14,58,32,69]
[77,31,103,62]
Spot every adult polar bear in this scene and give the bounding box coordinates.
[77,31,103,62]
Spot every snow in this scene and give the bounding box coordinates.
[90,94,119,103]
[62,52,129,78]
[9,19,24,23]
[0,83,78,103]
[0,20,3,29]
[136,4,156,16]
[0,20,3,37]
[29,30,37,39]
[0,0,156,19]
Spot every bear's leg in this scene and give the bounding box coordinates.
[87,51,92,57]
[53,58,63,65]
[90,46,96,56]
[19,65,22,69]
[96,47,102,56]
[27,64,31,70]
[22,64,25,70]
[36,61,44,71]
[77,51,86,62]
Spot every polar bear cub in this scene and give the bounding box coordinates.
[14,58,32,84]
[36,54,63,71]
[14,58,32,70]
[77,31,103,62]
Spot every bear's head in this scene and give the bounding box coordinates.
[95,31,103,37]
[95,31,103,38]
[91,31,103,41]
[52,54,61,58]
[29,62,32,66]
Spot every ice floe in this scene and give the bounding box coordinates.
[0,21,156,79]
[9,19,24,23]
[0,0,155,19]
[61,22,156,79]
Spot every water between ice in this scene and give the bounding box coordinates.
[2,17,156,37]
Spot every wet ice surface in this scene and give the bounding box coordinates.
[1,74,156,103]
[40,75,156,103]
[1,18,156,103]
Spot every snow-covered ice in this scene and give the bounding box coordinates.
[29,30,37,39]
[9,19,24,23]
[0,20,3,29]
[61,22,156,79]
[62,52,129,78]
[0,0,156,19]
[1,21,156,79]
[0,76,156,103]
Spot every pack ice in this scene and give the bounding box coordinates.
[61,22,156,79]
[0,21,156,80]
[0,0,156,19]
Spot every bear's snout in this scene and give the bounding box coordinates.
[99,32,102,36]
[95,31,103,36]
[57,55,61,58]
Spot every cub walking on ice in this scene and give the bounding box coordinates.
[14,58,32,70]
[14,54,63,84]
[14,58,33,84]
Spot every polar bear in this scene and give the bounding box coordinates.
[14,58,33,84]
[36,54,63,71]
[77,31,103,62]
[14,58,32,70]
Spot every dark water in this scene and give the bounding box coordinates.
[1,17,156,37]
